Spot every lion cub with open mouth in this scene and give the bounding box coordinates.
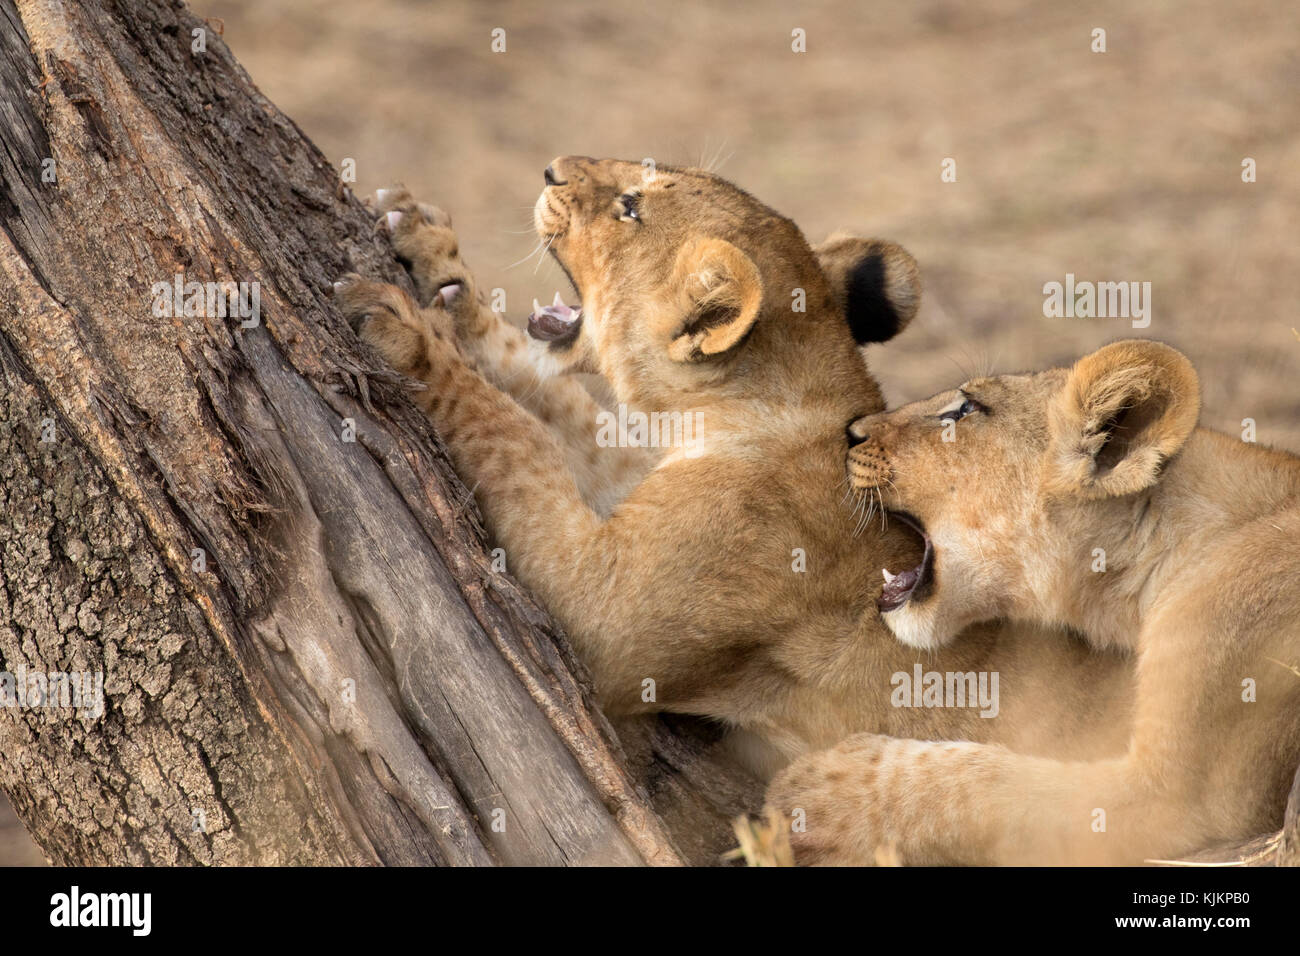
[845,338,1300,862]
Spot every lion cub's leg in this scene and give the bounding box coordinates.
[766,627,1238,864]
[763,733,1206,865]
[371,189,652,511]
[335,281,680,706]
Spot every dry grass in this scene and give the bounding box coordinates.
[727,810,794,867]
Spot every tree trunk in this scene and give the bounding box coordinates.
[0,0,758,866]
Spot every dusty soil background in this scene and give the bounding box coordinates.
[4,0,1297,864]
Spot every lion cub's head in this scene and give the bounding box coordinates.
[530,156,920,410]
[846,339,1201,650]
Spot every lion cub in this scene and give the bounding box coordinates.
[844,338,1300,861]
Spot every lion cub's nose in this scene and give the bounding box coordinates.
[846,417,871,447]
[543,165,565,186]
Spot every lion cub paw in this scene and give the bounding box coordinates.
[373,187,488,338]
[762,734,899,866]
[334,273,453,379]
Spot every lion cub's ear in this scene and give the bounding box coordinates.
[666,237,764,363]
[1048,340,1200,499]
[814,234,921,345]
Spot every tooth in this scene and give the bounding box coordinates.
[552,291,564,308]
[533,298,542,316]
[883,568,897,584]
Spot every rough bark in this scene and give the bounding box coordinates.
[0,0,758,866]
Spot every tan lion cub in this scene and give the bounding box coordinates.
[835,338,1300,863]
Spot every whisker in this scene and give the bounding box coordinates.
[532,235,555,275]
[944,351,974,385]
[506,239,545,270]
[848,488,867,536]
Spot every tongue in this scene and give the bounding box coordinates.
[528,292,582,341]
[879,567,921,608]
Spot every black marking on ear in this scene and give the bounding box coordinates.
[845,254,902,345]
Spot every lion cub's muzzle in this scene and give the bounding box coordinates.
[535,157,585,240]
[534,155,602,240]
[530,159,587,346]
[846,415,934,612]
[846,416,894,492]
[534,183,571,240]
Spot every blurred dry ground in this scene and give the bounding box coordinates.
[0,796,43,866]
[3,0,1297,864]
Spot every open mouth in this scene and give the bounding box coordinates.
[527,291,583,345]
[878,511,934,613]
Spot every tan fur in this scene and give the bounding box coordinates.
[792,340,1300,863]
[336,160,1137,851]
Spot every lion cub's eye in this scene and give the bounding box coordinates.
[617,192,641,222]
[938,396,985,423]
